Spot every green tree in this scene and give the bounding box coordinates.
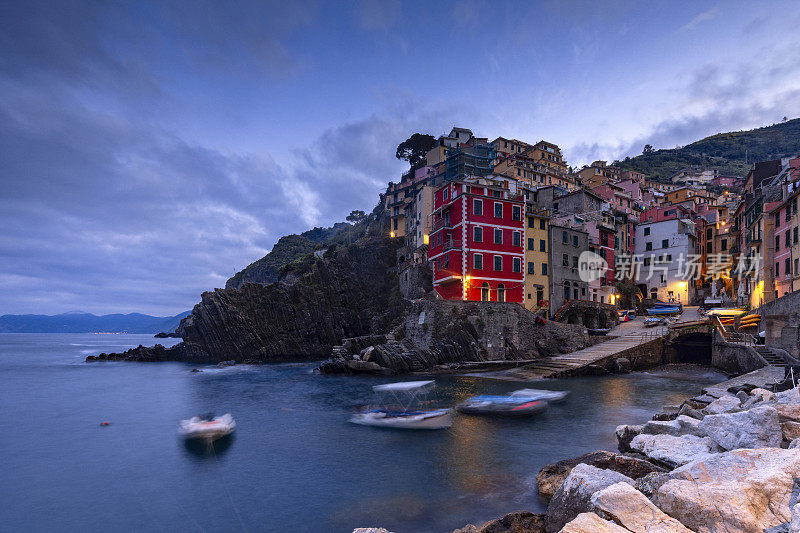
[642,144,654,155]
[346,210,366,224]
[396,133,437,170]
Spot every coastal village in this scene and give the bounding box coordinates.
[385,126,800,316]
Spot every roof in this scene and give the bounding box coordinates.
[373,380,434,392]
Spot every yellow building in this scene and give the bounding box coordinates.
[577,161,620,187]
[525,207,550,314]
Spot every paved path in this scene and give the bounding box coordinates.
[703,366,785,397]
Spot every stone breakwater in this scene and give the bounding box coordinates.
[361,383,800,533]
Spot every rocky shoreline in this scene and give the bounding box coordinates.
[361,378,800,533]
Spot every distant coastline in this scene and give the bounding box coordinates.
[0,311,189,334]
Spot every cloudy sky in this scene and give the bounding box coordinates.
[2,0,800,316]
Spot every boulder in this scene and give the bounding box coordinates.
[614,357,631,373]
[653,448,800,533]
[677,403,704,420]
[736,390,750,403]
[634,471,668,498]
[217,360,236,368]
[629,433,720,468]
[344,359,393,375]
[791,438,800,450]
[559,512,628,532]
[703,394,741,414]
[360,346,375,362]
[775,404,800,423]
[642,415,706,437]
[615,424,644,453]
[775,387,800,405]
[698,406,782,450]
[453,511,545,533]
[590,482,691,532]
[536,450,664,500]
[545,464,633,532]
[751,387,776,402]
[783,421,800,442]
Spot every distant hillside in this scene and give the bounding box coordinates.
[617,118,800,181]
[0,311,190,333]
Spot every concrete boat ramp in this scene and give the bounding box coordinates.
[474,329,667,381]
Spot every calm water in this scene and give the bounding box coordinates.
[0,333,727,533]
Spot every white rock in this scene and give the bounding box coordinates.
[703,394,741,414]
[643,415,706,437]
[653,448,800,533]
[750,387,776,403]
[559,512,629,532]
[545,464,633,533]
[698,405,782,450]
[630,433,720,468]
[776,387,800,405]
[590,482,691,532]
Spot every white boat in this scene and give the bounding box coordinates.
[509,388,570,403]
[179,413,236,442]
[644,317,664,327]
[349,380,453,430]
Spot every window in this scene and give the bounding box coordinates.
[540,219,546,230]
[787,231,791,248]
[513,231,521,247]
[562,230,568,244]
[481,282,489,301]
[492,190,501,199]
[573,235,579,247]
[788,207,792,222]
[494,255,502,271]
[443,188,449,200]
[562,253,569,266]
[776,236,781,252]
[644,227,650,236]
[646,242,653,251]
[494,202,503,218]
[662,239,669,249]
[643,257,651,266]
[473,199,483,216]
[542,263,547,275]
[536,289,543,303]
[572,256,578,268]
[574,288,579,299]
[497,284,505,303]
[473,226,483,242]
[540,239,546,252]
[528,262,535,274]
[721,239,727,251]
[528,238,535,250]
[528,218,535,228]
[444,254,449,268]
[512,205,521,221]
[564,285,570,301]
[706,228,713,239]
[795,227,798,244]
[494,228,503,244]
[474,253,483,269]
[513,257,522,273]
[776,262,780,277]
[787,258,791,275]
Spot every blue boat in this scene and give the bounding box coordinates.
[646,306,681,316]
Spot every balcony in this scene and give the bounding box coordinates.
[432,218,454,232]
[442,239,462,251]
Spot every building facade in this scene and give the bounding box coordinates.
[524,207,550,313]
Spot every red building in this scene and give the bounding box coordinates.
[429,179,525,303]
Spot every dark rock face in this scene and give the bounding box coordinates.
[90,237,405,363]
[318,299,592,375]
[453,511,546,533]
[535,450,666,501]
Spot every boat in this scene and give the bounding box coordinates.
[646,306,681,316]
[587,327,612,335]
[457,395,548,417]
[509,388,570,403]
[179,413,235,442]
[644,317,664,327]
[349,380,453,430]
[705,307,747,318]
[618,310,635,322]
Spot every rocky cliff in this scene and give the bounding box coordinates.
[89,235,406,363]
[318,299,593,374]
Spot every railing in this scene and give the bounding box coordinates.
[638,326,668,341]
[442,239,462,251]
[432,218,453,232]
[712,314,755,346]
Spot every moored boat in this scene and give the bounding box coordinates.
[349,380,453,430]
[644,317,664,327]
[457,395,548,417]
[179,413,235,442]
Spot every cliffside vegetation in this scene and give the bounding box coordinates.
[617,117,800,181]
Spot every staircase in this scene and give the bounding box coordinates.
[756,346,787,368]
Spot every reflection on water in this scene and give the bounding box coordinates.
[182,434,236,459]
[0,334,728,533]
